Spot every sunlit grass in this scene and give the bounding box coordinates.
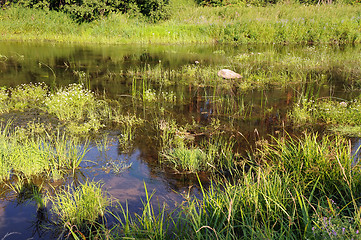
[1,4,361,44]
[290,95,361,136]
[0,124,88,181]
[51,181,109,228]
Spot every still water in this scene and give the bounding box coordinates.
[0,41,360,239]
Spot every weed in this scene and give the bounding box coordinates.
[51,181,109,228]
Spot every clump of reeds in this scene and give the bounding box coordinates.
[113,182,179,239]
[158,118,236,173]
[0,123,88,181]
[51,181,109,234]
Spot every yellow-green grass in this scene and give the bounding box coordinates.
[0,124,87,181]
[1,4,361,44]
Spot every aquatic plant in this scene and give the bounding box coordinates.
[162,143,211,172]
[8,82,48,111]
[114,113,144,151]
[263,133,354,192]
[290,95,361,136]
[44,83,107,133]
[45,83,96,121]
[51,181,109,228]
[161,133,236,173]
[0,124,88,181]
[113,182,178,239]
[0,87,9,113]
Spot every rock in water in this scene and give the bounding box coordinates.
[217,69,242,79]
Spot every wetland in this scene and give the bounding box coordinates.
[1,41,361,239]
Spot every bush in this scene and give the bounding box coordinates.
[1,0,170,23]
[195,0,360,6]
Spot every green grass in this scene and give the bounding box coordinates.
[114,182,177,239]
[110,133,361,239]
[159,120,236,172]
[0,123,88,181]
[1,4,361,44]
[0,82,145,134]
[290,96,361,136]
[51,181,109,231]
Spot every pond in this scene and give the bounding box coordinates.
[0,41,361,239]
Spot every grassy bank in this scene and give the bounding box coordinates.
[1,3,361,44]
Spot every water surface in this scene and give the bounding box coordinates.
[0,41,360,238]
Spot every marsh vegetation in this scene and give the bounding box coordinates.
[1,0,361,237]
[0,41,361,239]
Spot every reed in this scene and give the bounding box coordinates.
[0,124,88,181]
[51,181,109,228]
[113,182,179,239]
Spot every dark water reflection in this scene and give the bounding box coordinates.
[0,41,361,238]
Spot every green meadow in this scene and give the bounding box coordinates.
[1,1,361,44]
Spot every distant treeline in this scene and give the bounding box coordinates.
[0,0,171,23]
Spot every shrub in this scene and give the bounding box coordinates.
[2,0,170,22]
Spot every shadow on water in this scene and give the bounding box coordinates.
[0,41,361,238]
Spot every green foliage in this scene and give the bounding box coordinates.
[0,82,48,113]
[195,0,361,6]
[114,183,178,239]
[0,123,88,181]
[51,181,109,227]
[3,0,170,23]
[62,0,112,23]
[263,133,353,193]
[9,82,48,111]
[2,4,361,44]
[290,96,361,135]
[44,83,105,133]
